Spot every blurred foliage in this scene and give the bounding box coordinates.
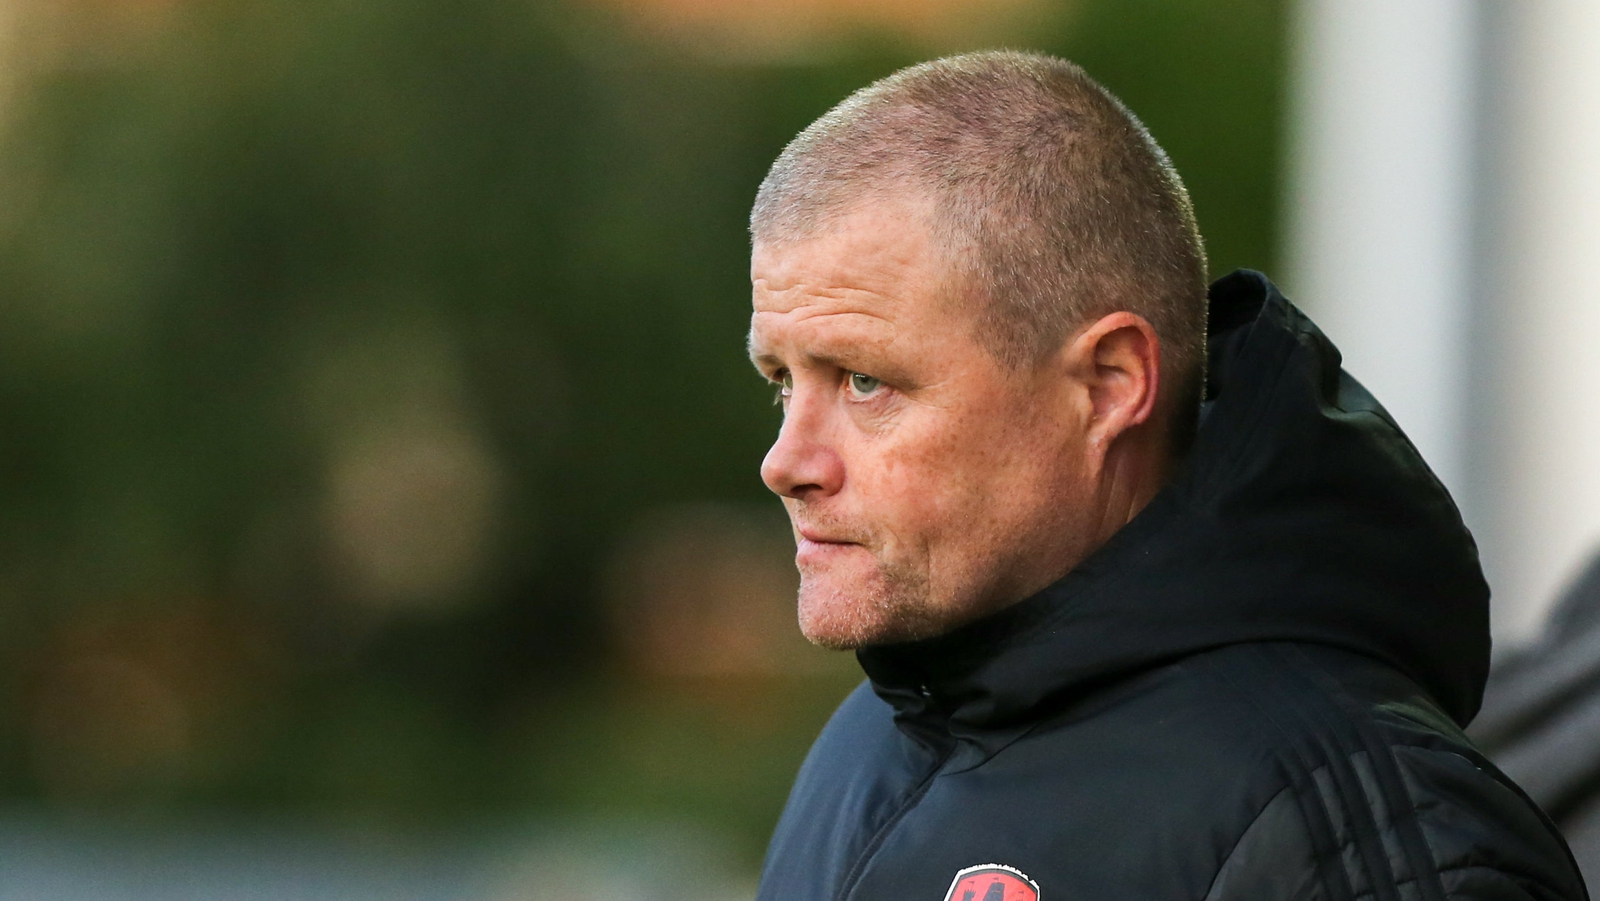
[0,0,1285,869]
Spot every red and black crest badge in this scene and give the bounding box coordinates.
[942,863,1040,901]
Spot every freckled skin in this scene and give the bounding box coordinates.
[749,194,1172,649]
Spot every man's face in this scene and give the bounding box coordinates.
[749,196,1097,649]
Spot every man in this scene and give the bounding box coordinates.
[746,51,1586,901]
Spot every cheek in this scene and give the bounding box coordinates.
[850,423,985,539]
[836,389,1069,540]
[903,403,1071,526]
[843,446,924,525]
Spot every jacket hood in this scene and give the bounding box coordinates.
[857,270,1491,730]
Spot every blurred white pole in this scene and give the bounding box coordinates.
[1477,2,1600,642]
[1286,0,1478,498]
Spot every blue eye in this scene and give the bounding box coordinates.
[848,372,882,396]
[773,371,793,405]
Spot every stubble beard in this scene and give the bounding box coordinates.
[795,552,945,650]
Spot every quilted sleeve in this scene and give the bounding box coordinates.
[1205,746,1586,901]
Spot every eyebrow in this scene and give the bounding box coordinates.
[746,331,779,371]
[746,311,909,379]
[746,339,856,370]
[749,349,783,376]
[747,344,917,388]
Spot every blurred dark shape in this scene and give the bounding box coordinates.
[33,653,192,800]
[601,502,826,678]
[25,602,280,804]
[1472,550,1600,882]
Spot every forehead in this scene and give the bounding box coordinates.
[752,201,938,304]
[749,198,972,358]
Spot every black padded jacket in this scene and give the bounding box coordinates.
[755,271,1588,901]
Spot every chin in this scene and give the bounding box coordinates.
[797,597,876,650]
[795,565,940,650]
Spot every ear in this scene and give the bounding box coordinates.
[1062,312,1162,467]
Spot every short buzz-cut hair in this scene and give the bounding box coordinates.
[751,50,1209,436]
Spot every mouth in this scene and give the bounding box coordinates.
[796,525,855,546]
[792,519,864,562]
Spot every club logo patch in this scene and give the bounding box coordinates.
[942,863,1040,901]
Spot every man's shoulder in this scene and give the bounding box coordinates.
[986,641,1407,794]
[1034,640,1528,819]
[1025,640,1477,770]
[1130,642,1587,901]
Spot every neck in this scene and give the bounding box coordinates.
[1092,431,1173,547]
[974,430,1172,624]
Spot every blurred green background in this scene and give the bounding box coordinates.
[0,0,1285,882]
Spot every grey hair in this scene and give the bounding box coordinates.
[751,50,1209,432]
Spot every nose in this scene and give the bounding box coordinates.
[760,403,845,500]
